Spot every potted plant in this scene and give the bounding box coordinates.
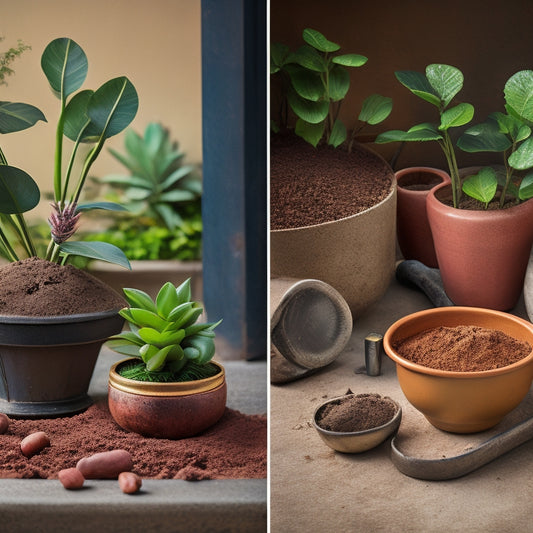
[106,278,225,439]
[376,64,533,310]
[270,28,396,316]
[0,37,138,416]
[83,122,203,299]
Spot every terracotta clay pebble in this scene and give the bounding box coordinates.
[20,431,50,458]
[0,413,10,434]
[76,449,133,479]
[118,472,142,494]
[58,467,85,490]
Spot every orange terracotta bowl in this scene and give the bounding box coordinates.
[383,307,533,433]
[108,360,227,439]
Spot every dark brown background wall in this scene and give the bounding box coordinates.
[270,0,533,170]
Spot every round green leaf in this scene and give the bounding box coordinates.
[509,137,533,170]
[287,88,329,124]
[439,103,474,131]
[328,65,350,101]
[0,102,46,134]
[87,77,139,139]
[328,119,346,147]
[59,240,131,269]
[332,54,367,68]
[63,90,101,142]
[302,28,340,53]
[358,94,393,125]
[504,70,533,122]
[519,172,533,200]
[288,45,326,72]
[462,168,498,205]
[41,38,88,99]
[376,123,442,144]
[0,165,40,214]
[270,42,290,73]
[295,118,324,147]
[395,70,441,107]
[457,120,512,153]
[288,67,324,102]
[426,64,464,108]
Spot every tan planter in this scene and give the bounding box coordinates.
[271,185,396,317]
[88,260,203,301]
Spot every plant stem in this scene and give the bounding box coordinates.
[0,224,19,261]
[440,132,461,208]
[53,104,66,203]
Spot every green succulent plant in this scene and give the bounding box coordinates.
[93,122,202,231]
[107,279,221,382]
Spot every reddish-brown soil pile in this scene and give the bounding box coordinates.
[270,133,394,230]
[0,257,125,316]
[393,325,532,372]
[0,399,267,480]
[315,393,397,433]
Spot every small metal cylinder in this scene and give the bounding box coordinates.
[365,333,383,376]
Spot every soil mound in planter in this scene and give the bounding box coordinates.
[270,133,394,230]
[393,325,532,372]
[0,257,125,316]
[0,399,266,480]
[316,393,397,433]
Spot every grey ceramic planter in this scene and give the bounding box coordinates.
[0,309,124,417]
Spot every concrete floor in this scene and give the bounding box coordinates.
[270,276,533,532]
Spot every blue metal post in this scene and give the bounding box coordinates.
[201,0,267,360]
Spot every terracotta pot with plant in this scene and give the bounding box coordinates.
[270,28,396,316]
[106,278,225,439]
[377,64,533,310]
[0,37,138,416]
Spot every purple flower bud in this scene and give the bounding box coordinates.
[48,202,81,244]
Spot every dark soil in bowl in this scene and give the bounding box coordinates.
[0,399,266,480]
[392,325,532,372]
[0,257,125,316]
[315,393,397,433]
[270,133,394,230]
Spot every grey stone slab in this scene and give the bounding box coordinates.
[0,349,267,533]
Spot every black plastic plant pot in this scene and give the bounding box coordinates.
[0,309,124,418]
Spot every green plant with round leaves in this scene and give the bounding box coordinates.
[93,122,202,231]
[107,279,222,383]
[0,37,138,268]
[271,28,392,148]
[376,64,533,209]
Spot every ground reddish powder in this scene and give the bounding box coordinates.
[0,258,125,316]
[316,393,397,433]
[270,133,394,230]
[0,399,266,480]
[393,325,532,372]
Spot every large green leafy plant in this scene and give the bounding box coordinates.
[376,64,533,209]
[0,37,138,267]
[107,279,221,383]
[271,28,392,148]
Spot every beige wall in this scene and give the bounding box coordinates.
[271,0,533,171]
[1,0,202,219]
